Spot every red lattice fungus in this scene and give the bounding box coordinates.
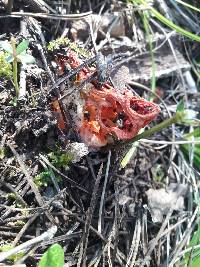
[55,50,161,147]
[79,86,160,147]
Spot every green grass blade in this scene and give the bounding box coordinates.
[151,7,200,42]
[142,10,156,96]
[180,128,200,171]
[140,0,200,42]
[16,40,29,55]
[17,54,35,64]
[180,225,200,267]
[176,0,200,13]
[121,142,138,168]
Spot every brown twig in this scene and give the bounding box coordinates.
[0,11,92,20]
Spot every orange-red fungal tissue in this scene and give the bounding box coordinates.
[54,50,161,148]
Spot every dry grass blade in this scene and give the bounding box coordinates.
[0,11,92,20]
[169,206,199,266]
[78,164,103,267]
[39,154,88,193]
[12,213,39,246]
[7,143,55,224]
[0,226,57,262]
[126,219,141,267]
[141,206,175,267]
[0,0,200,266]
[98,150,111,233]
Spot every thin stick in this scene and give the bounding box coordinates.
[0,11,92,20]
[98,150,111,233]
[140,139,200,145]
[0,226,57,262]
[12,213,39,246]
[49,56,96,93]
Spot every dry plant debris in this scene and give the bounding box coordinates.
[0,0,200,267]
[146,183,188,223]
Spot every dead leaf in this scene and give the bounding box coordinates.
[70,13,125,42]
[146,183,188,223]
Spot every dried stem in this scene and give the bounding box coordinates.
[11,37,19,97]
[6,0,13,14]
